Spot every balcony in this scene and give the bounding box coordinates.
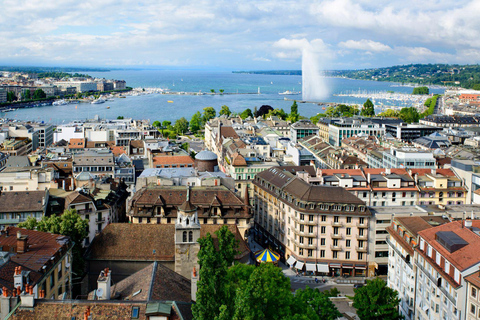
[304,219,317,226]
[356,234,368,240]
[331,221,344,227]
[355,246,367,252]
[331,233,343,239]
[330,245,343,251]
[78,209,93,215]
[95,217,105,223]
[294,239,315,249]
[356,222,368,228]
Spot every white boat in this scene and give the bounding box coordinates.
[278,90,300,95]
[91,98,106,104]
[52,100,68,106]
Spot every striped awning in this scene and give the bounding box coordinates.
[255,248,280,263]
[286,256,297,266]
[296,261,305,270]
[317,263,329,273]
[306,263,316,271]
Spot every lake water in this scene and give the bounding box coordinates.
[5,70,445,124]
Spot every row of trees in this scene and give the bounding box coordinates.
[151,100,301,138]
[193,226,403,320]
[6,88,47,102]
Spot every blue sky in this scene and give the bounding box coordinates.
[1,0,479,70]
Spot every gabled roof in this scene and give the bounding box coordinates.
[0,190,46,213]
[0,227,70,273]
[65,191,94,208]
[86,224,249,262]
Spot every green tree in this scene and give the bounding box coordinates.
[22,90,31,100]
[289,100,300,122]
[76,92,83,99]
[292,287,342,320]
[268,108,288,120]
[180,142,189,151]
[210,89,215,93]
[399,107,420,123]
[117,116,124,119]
[219,105,231,117]
[203,107,216,123]
[253,106,258,117]
[239,108,253,120]
[219,89,224,93]
[162,120,172,128]
[18,209,88,277]
[360,99,375,117]
[232,263,294,320]
[412,86,429,95]
[6,91,16,102]
[152,120,161,128]
[32,88,46,99]
[377,109,400,118]
[190,111,202,134]
[192,226,239,320]
[352,278,403,320]
[174,117,189,135]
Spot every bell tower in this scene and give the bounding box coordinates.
[175,186,201,278]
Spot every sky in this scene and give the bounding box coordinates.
[1,0,479,70]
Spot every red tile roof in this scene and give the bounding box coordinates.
[418,220,480,271]
[0,227,70,273]
[153,156,194,166]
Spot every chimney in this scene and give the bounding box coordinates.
[191,267,198,302]
[0,287,18,319]
[20,284,34,308]
[97,268,111,300]
[385,168,391,175]
[431,168,436,175]
[13,267,23,290]
[16,231,28,254]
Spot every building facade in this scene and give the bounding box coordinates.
[253,167,371,277]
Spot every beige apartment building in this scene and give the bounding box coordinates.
[253,167,371,277]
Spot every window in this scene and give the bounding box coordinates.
[308,238,313,245]
[321,215,326,221]
[58,263,62,280]
[189,231,193,242]
[334,216,339,222]
[50,273,55,289]
[333,227,339,235]
[321,226,326,234]
[345,251,350,259]
[472,287,477,299]
[471,304,476,316]
[308,226,313,233]
[132,306,140,319]
[309,215,314,221]
[333,251,338,259]
[308,249,313,257]
[346,228,351,236]
[320,250,325,258]
[346,217,352,223]
[358,252,364,260]
[183,231,187,242]
[300,214,305,221]
[346,240,351,247]
[299,248,304,255]
[321,238,325,246]
[359,217,365,224]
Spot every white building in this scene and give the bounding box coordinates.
[54,125,85,143]
[383,148,436,169]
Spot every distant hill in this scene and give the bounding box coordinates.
[233,70,301,75]
[0,66,109,73]
[234,64,480,90]
[332,64,480,89]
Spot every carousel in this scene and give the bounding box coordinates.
[254,248,280,266]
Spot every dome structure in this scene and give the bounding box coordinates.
[195,150,217,161]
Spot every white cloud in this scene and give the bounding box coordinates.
[0,0,479,68]
[339,39,392,53]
